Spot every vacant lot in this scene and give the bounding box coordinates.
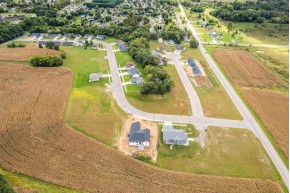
[181,47,242,120]
[158,126,281,181]
[0,63,283,193]
[0,45,59,61]
[241,88,289,158]
[213,50,287,88]
[62,46,126,145]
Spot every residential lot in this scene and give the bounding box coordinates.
[117,117,158,162]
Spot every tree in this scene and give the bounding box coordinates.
[227,22,233,32]
[45,41,55,49]
[60,51,66,59]
[30,55,63,67]
[189,37,199,48]
[39,43,43,48]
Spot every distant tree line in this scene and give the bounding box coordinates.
[0,22,24,44]
[210,0,288,24]
[30,55,63,67]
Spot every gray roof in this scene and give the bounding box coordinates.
[128,68,140,76]
[131,77,144,85]
[162,125,188,141]
[129,122,141,137]
[129,128,150,143]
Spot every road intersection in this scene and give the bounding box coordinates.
[178,1,289,188]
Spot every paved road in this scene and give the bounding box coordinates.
[178,1,289,188]
[102,42,246,130]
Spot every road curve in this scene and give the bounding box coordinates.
[102,42,246,130]
[178,2,289,188]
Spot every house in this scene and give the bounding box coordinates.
[168,39,175,45]
[96,34,107,40]
[128,122,150,150]
[63,41,74,46]
[116,40,125,46]
[31,33,40,38]
[92,44,99,50]
[157,46,167,52]
[131,77,145,86]
[125,62,136,70]
[151,50,161,57]
[85,34,93,38]
[188,58,201,75]
[75,40,84,46]
[158,38,163,43]
[128,68,140,77]
[120,44,128,52]
[162,122,188,145]
[89,73,103,82]
[49,33,60,38]
[158,57,167,65]
[38,40,47,45]
[175,45,185,51]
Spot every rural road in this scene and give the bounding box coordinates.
[178,1,289,188]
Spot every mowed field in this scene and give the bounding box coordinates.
[213,50,287,88]
[0,63,284,192]
[0,43,60,61]
[241,88,289,158]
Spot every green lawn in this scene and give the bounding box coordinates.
[181,46,242,120]
[125,65,192,115]
[0,168,83,193]
[62,46,127,145]
[103,37,117,44]
[157,126,281,181]
[200,34,212,42]
[115,51,133,67]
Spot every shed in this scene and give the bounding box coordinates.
[89,73,103,82]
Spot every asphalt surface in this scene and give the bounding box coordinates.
[178,1,289,188]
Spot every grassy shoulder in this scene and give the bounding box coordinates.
[0,168,83,193]
[204,44,289,167]
[181,46,242,120]
[116,51,192,116]
[62,46,127,145]
[157,126,282,182]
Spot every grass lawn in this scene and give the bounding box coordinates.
[200,34,212,42]
[157,126,281,181]
[103,37,117,44]
[0,168,83,193]
[125,65,192,115]
[62,46,127,145]
[115,51,133,67]
[181,46,242,120]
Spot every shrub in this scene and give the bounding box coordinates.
[133,154,152,163]
[30,55,63,67]
[0,175,14,193]
[60,51,66,59]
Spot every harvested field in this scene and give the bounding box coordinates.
[241,88,289,158]
[194,76,213,87]
[0,63,283,193]
[0,45,59,61]
[213,50,287,88]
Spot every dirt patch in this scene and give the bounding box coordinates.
[213,50,287,87]
[194,76,213,87]
[0,63,283,192]
[241,88,289,158]
[117,117,158,162]
[0,45,59,61]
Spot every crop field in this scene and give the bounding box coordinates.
[0,44,59,62]
[213,50,287,88]
[0,63,283,193]
[241,88,289,158]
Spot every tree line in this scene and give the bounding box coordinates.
[0,22,24,44]
[210,0,288,24]
[0,175,14,193]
